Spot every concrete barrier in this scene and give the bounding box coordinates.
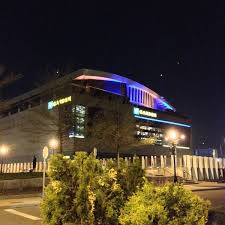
[144,155,225,182]
[0,162,47,173]
[0,155,225,182]
[0,177,49,192]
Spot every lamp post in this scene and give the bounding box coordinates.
[0,145,9,173]
[49,138,58,155]
[42,146,49,197]
[165,130,185,183]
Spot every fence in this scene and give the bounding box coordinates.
[0,161,48,173]
[1,155,225,181]
[142,155,225,181]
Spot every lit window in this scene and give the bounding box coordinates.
[71,105,86,138]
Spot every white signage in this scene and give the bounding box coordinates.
[48,96,72,110]
[133,107,157,118]
[42,146,49,159]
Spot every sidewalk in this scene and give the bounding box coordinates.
[0,192,42,199]
[0,195,41,208]
[0,191,42,208]
[184,182,225,191]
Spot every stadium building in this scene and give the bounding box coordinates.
[0,69,192,162]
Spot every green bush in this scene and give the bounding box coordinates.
[41,153,144,225]
[107,158,145,200]
[41,153,209,225]
[119,182,210,225]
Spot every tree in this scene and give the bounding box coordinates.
[41,152,145,225]
[87,102,137,167]
[18,85,87,154]
[0,64,22,90]
[87,100,160,165]
[0,65,22,108]
[18,73,93,155]
[116,158,145,199]
[0,65,23,131]
[19,103,72,153]
[41,152,124,225]
[33,63,77,88]
[119,182,210,225]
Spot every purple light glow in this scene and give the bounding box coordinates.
[75,73,175,112]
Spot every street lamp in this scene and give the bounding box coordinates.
[49,138,58,155]
[0,145,9,173]
[165,130,185,183]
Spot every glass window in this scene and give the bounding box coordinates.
[76,105,85,115]
[71,105,86,138]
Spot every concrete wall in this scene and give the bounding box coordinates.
[0,177,49,192]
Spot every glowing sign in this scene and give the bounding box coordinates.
[134,115,191,128]
[133,107,157,118]
[48,96,72,110]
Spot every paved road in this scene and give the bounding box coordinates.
[0,182,224,224]
[194,189,225,207]
[0,196,42,225]
[185,182,225,207]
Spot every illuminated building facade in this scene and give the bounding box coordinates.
[0,69,191,162]
[73,69,191,156]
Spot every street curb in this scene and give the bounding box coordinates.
[191,187,225,192]
[0,192,42,200]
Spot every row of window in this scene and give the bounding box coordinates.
[136,130,164,145]
[136,125,163,133]
[136,131,163,138]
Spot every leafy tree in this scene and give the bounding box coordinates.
[41,152,99,225]
[19,104,74,153]
[41,152,124,225]
[88,103,137,167]
[33,63,76,87]
[0,64,22,90]
[41,152,145,225]
[0,65,23,132]
[0,64,22,110]
[18,86,87,154]
[119,182,210,225]
[107,158,145,200]
[18,69,88,154]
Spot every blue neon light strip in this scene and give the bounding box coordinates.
[134,115,191,128]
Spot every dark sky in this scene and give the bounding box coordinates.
[0,1,224,148]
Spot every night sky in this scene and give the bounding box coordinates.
[0,1,224,149]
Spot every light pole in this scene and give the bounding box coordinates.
[42,146,49,197]
[49,138,58,155]
[0,145,9,173]
[165,130,185,183]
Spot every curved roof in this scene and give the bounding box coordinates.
[4,68,175,114]
[74,69,175,112]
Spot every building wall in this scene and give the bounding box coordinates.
[0,81,192,162]
[0,104,58,162]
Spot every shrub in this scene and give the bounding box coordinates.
[107,158,145,200]
[41,153,144,225]
[119,182,210,225]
